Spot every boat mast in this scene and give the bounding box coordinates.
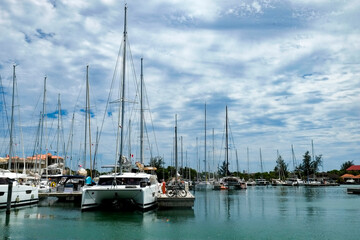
[235,149,239,177]
[175,114,178,183]
[37,76,46,173]
[8,65,16,170]
[118,4,127,175]
[140,58,144,164]
[87,66,93,178]
[247,147,249,176]
[260,148,264,177]
[204,103,207,180]
[56,94,60,168]
[212,128,215,179]
[225,106,228,177]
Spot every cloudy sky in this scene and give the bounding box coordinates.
[0,0,359,173]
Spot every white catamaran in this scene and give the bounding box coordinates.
[81,5,158,210]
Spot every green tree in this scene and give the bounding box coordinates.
[340,160,354,171]
[149,156,164,169]
[297,151,322,178]
[274,155,288,180]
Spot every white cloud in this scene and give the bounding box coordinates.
[0,0,359,172]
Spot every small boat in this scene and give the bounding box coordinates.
[285,178,305,186]
[271,178,286,186]
[256,178,269,186]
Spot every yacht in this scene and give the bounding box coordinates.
[214,176,247,190]
[195,180,213,190]
[81,171,158,210]
[0,171,39,210]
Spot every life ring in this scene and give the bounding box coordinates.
[50,182,56,188]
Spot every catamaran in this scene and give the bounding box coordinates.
[81,5,158,210]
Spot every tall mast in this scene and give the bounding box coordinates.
[247,147,250,176]
[196,137,199,180]
[119,4,127,174]
[8,65,16,170]
[225,106,228,177]
[37,76,46,173]
[140,58,144,164]
[87,65,93,178]
[260,148,263,174]
[235,149,239,177]
[175,114,178,183]
[204,103,207,180]
[56,94,60,167]
[181,136,183,178]
[84,66,88,169]
[212,128,215,179]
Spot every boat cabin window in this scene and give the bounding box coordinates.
[98,177,148,186]
[0,177,10,185]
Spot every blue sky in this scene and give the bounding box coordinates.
[0,0,359,173]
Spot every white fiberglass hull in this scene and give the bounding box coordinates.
[0,184,39,210]
[81,184,158,210]
[195,181,213,191]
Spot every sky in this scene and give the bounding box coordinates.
[0,0,359,173]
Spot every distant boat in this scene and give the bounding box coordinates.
[256,148,268,186]
[214,106,246,190]
[195,103,213,191]
[81,6,158,211]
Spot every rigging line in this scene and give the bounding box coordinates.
[14,73,27,171]
[96,39,124,165]
[143,120,153,159]
[0,75,10,154]
[143,77,160,156]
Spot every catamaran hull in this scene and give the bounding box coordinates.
[0,185,39,210]
[81,185,158,211]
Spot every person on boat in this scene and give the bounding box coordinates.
[85,176,95,186]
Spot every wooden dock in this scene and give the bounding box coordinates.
[157,192,195,209]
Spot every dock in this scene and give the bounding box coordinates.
[157,191,195,209]
[347,188,360,194]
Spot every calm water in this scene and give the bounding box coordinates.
[1,185,360,239]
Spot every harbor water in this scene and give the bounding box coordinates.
[1,185,360,239]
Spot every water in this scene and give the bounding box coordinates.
[1,186,359,239]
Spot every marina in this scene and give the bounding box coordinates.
[0,1,359,239]
[2,186,360,239]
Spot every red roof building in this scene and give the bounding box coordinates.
[346,165,360,171]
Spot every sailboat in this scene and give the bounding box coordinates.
[81,6,159,210]
[195,103,213,190]
[0,65,38,210]
[214,106,246,190]
[285,145,304,186]
[255,148,269,186]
